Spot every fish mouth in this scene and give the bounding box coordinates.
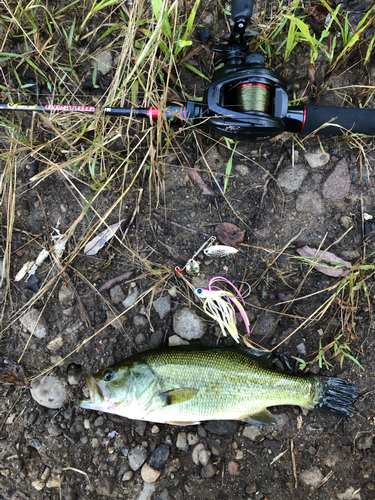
[80,375,109,410]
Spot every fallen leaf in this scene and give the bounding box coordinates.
[0,357,29,387]
[84,220,124,256]
[215,222,245,247]
[308,63,315,87]
[296,246,351,277]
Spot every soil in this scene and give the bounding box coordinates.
[1,1,375,500]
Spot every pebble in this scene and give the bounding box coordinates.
[204,420,239,435]
[67,364,82,385]
[94,416,104,427]
[276,165,308,193]
[296,342,306,354]
[187,432,200,446]
[296,191,324,214]
[47,336,63,351]
[0,258,6,280]
[168,287,177,298]
[135,333,146,344]
[155,488,171,500]
[210,440,224,456]
[173,307,206,339]
[235,163,250,176]
[149,445,170,469]
[141,463,161,483]
[201,463,217,478]
[59,284,75,309]
[243,425,264,442]
[192,443,205,465]
[134,420,147,437]
[147,329,164,349]
[227,461,239,476]
[323,158,351,199]
[164,458,181,474]
[304,150,330,168]
[133,315,148,328]
[128,445,148,471]
[176,432,189,451]
[198,448,211,466]
[46,476,60,488]
[95,49,113,75]
[246,482,257,494]
[105,309,126,330]
[30,375,67,409]
[168,334,189,346]
[110,285,125,304]
[97,478,113,496]
[153,295,171,319]
[20,308,48,338]
[299,466,324,487]
[251,313,278,337]
[91,438,100,449]
[137,482,155,500]
[122,470,133,481]
[32,480,45,491]
[122,287,139,308]
[151,425,160,434]
[356,434,373,450]
[235,450,244,460]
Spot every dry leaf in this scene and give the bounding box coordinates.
[84,220,124,256]
[296,246,351,277]
[188,166,216,196]
[215,222,245,247]
[0,357,29,387]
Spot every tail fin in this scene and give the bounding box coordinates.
[313,377,358,417]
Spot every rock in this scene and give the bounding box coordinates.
[30,375,67,409]
[141,463,160,483]
[155,488,171,500]
[133,315,148,328]
[135,333,146,344]
[296,342,306,354]
[251,312,278,337]
[168,334,189,346]
[134,420,147,436]
[151,425,159,434]
[153,295,171,319]
[59,284,75,309]
[20,308,48,338]
[192,443,205,465]
[243,425,264,441]
[198,448,211,466]
[322,158,351,200]
[97,478,113,496]
[176,432,188,451]
[105,309,126,330]
[296,191,324,214]
[246,482,257,494]
[123,287,139,308]
[187,432,200,446]
[277,165,308,193]
[299,466,324,487]
[337,487,362,499]
[235,164,250,176]
[227,461,239,476]
[128,445,148,471]
[168,287,177,298]
[47,336,63,351]
[32,480,45,490]
[122,470,133,481]
[94,50,113,75]
[147,329,164,349]
[356,434,373,450]
[94,416,104,427]
[46,476,61,488]
[149,445,170,469]
[173,307,206,339]
[137,482,156,500]
[201,463,217,478]
[204,420,239,435]
[304,150,330,168]
[67,364,82,385]
[110,285,125,304]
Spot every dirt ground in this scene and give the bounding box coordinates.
[1,1,375,499]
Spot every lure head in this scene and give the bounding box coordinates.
[194,287,211,299]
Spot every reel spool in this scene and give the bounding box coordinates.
[233,82,272,113]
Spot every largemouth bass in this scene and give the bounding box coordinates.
[80,346,357,425]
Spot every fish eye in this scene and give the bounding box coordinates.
[103,369,115,382]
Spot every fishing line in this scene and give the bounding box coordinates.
[229,82,271,113]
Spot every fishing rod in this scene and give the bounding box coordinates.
[1,0,375,141]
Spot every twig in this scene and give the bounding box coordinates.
[307,470,334,498]
[291,439,298,489]
[98,271,134,292]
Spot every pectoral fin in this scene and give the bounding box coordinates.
[240,409,278,426]
[159,388,199,406]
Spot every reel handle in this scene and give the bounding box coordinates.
[286,104,375,136]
